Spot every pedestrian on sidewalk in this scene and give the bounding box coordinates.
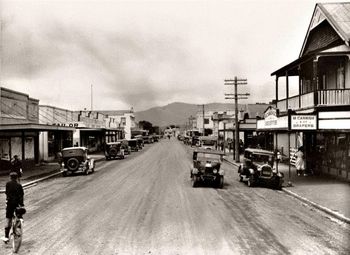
[2,172,24,243]
[294,146,305,176]
[10,155,23,181]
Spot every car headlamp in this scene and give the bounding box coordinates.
[213,169,218,174]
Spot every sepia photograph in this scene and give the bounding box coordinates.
[0,0,349,254]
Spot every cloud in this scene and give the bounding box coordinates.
[0,0,323,111]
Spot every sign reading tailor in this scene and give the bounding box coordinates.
[291,115,317,130]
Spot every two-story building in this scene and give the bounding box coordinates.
[260,2,350,180]
[97,110,136,139]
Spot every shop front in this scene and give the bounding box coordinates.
[0,124,74,172]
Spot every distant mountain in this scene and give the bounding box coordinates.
[134,102,247,127]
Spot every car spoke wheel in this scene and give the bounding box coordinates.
[66,158,79,171]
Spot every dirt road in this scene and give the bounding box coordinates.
[1,139,349,254]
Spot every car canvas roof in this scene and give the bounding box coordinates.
[62,146,87,151]
[245,148,274,155]
[194,148,225,155]
[106,142,122,145]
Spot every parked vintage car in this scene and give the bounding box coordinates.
[105,142,125,160]
[61,147,95,176]
[238,148,284,189]
[190,149,225,188]
[127,139,139,152]
[153,135,159,142]
[199,136,218,150]
[120,140,131,155]
[135,136,144,149]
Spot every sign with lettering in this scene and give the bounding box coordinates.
[291,115,317,130]
[264,107,278,127]
[52,122,86,128]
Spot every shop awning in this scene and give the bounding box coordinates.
[0,123,75,131]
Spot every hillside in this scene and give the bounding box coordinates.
[134,102,247,127]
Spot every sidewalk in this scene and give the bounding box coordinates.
[224,152,350,223]
[0,153,106,192]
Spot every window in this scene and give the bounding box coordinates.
[204,118,209,124]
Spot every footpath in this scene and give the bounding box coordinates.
[224,152,350,224]
[0,153,105,193]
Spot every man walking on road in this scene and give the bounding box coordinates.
[11,155,23,181]
[2,172,24,243]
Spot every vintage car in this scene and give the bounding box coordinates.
[238,148,284,189]
[105,142,125,160]
[190,149,225,188]
[135,136,144,149]
[191,136,200,147]
[153,135,159,142]
[199,136,218,150]
[61,147,95,176]
[120,140,131,155]
[127,139,139,152]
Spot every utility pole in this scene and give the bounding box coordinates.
[91,84,93,111]
[225,77,249,163]
[202,104,205,136]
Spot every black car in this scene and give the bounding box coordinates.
[190,149,225,188]
[127,139,139,152]
[61,147,95,176]
[105,142,125,160]
[238,148,284,189]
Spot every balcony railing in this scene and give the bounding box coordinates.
[318,89,350,106]
[276,89,350,112]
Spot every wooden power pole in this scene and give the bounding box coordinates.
[224,77,249,163]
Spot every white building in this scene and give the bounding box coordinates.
[96,110,136,140]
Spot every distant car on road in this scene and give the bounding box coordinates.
[61,147,95,176]
[238,148,284,189]
[105,142,125,160]
[199,136,218,150]
[127,139,139,152]
[190,149,225,188]
[120,140,131,155]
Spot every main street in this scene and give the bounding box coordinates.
[1,139,349,255]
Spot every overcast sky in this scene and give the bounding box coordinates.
[0,0,340,111]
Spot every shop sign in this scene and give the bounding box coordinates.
[257,116,288,130]
[264,107,278,127]
[52,122,86,128]
[291,115,317,130]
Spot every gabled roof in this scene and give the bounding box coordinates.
[300,2,350,57]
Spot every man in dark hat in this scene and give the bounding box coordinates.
[2,172,24,243]
[11,155,23,180]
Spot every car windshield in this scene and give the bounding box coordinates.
[197,152,221,162]
[202,140,216,146]
[251,154,272,163]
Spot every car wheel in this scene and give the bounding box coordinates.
[217,176,224,189]
[109,148,118,158]
[247,175,255,187]
[67,158,79,171]
[62,171,67,177]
